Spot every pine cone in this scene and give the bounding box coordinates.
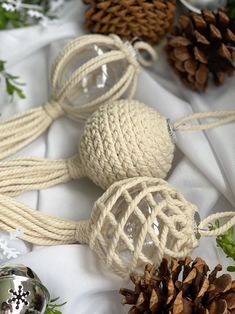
[83,0,176,44]
[120,257,235,314]
[166,8,235,91]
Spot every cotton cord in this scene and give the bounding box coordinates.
[174,110,235,131]
[0,194,78,245]
[198,211,235,237]
[0,34,156,160]
[0,176,234,277]
[0,155,83,196]
[132,40,158,67]
[0,103,62,160]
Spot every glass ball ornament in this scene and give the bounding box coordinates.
[179,0,227,13]
[88,177,199,277]
[0,34,157,161]
[51,34,145,119]
[55,43,129,108]
[0,264,49,313]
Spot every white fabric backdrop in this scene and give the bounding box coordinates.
[0,1,234,313]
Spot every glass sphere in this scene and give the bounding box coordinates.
[56,43,129,107]
[100,184,188,266]
[90,178,198,276]
[180,0,227,13]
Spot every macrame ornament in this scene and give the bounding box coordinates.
[0,176,234,278]
[0,100,235,196]
[83,0,176,44]
[0,33,157,160]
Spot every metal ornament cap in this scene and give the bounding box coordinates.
[0,264,49,314]
[194,211,201,240]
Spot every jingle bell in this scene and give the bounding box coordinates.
[0,264,49,313]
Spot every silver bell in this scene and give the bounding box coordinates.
[0,264,49,314]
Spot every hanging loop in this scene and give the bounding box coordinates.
[174,110,235,131]
[133,40,158,67]
[198,211,235,237]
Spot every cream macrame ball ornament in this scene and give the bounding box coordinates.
[0,34,157,160]
[0,100,174,195]
[0,177,234,278]
[0,100,235,196]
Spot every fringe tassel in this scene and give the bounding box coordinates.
[0,194,78,245]
[0,101,64,160]
[0,155,83,196]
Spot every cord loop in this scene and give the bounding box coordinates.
[108,34,139,71]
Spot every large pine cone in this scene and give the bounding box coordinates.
[120,257,235,314]
[166,8,235,92]
[83,0,176,44]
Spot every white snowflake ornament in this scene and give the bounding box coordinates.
[0,239,20,260]
[27,9,44,19]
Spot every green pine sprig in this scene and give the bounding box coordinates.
[209,219,235,272]
[45,297,67,314]
[227,0,235,19]
[0,1,52,29]
[0,60,25,99]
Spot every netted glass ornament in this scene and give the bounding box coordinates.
[0,177,234,278]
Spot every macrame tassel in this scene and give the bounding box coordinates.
[0,194,78,245]
[0,34,156,160]
[0,155,83,196]
[0,101,63,160]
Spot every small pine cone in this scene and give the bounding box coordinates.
[83,0,176,44]
[166,8,235,92]
[120,256,235,314]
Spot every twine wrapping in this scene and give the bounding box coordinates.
[0,100,234,197]
[0,177,234,278]
[0,34,157,160]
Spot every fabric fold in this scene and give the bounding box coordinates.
[0,1,234,312]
